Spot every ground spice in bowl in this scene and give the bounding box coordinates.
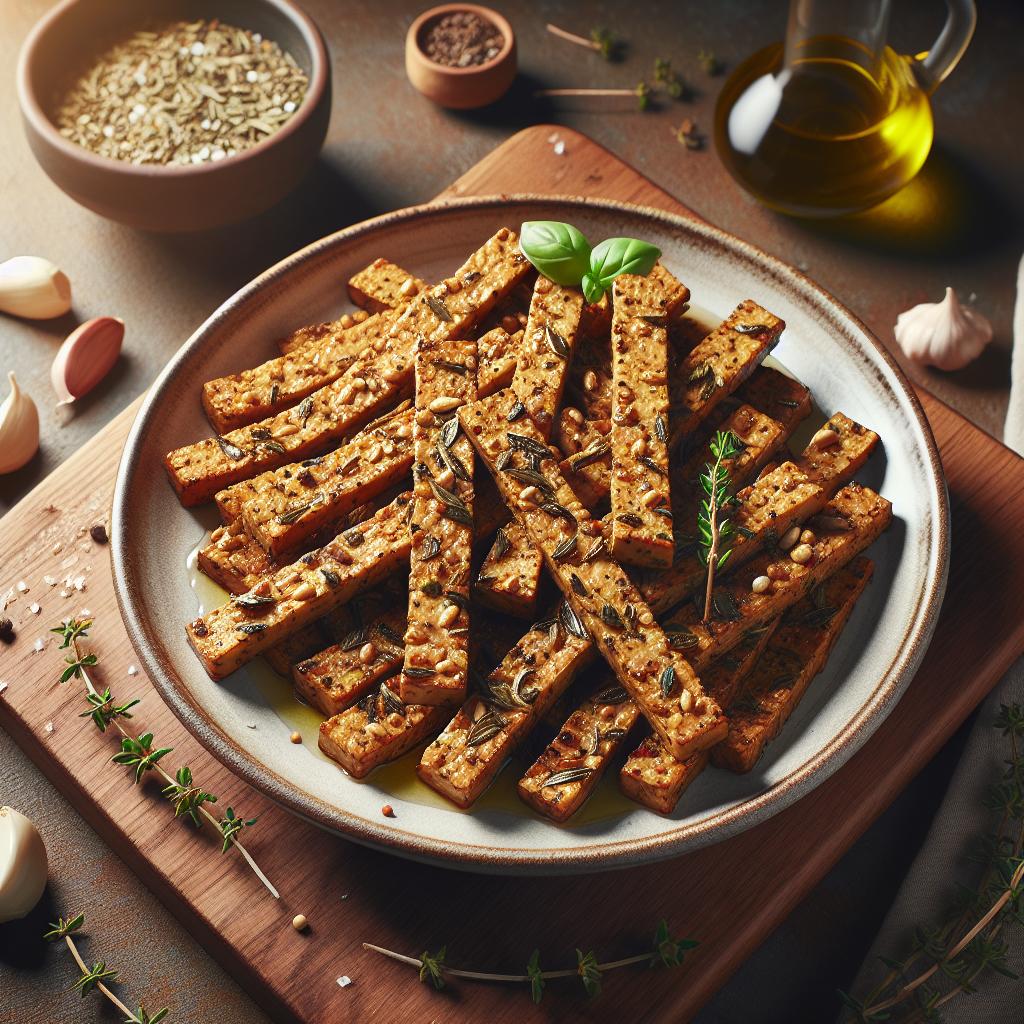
[422,10,504,68]
[53,19,308,166]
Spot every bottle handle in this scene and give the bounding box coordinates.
[914,0,977,94]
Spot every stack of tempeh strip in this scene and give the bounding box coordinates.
[170,227,893,822]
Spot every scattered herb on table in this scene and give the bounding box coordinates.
[363,919,696,1003]
[653,57,689,99]
[518,220,661,303]
[697,49,722,75]
[839,702,1024,1022]
[545,23,624,61]
[54,19,308,166]
[696,430,745,623]
[44,913,168,1023]
[51,618,278,898]
[674,118,705,150]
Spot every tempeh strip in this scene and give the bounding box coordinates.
[524,619,778,821]
[481,401,792,623]
[473,521,545,618]
[477,325,524,396]
[185,493,413,680]
[202,306,405,434]
[214,401,412,523]
[712,557,874,772]
[165,228,529,506]
[516,673,637,822]
[238,406,414,558]
[510,277,585,439]
[319,686,450,779]
[346,259,427,316]
[639,411,879,615]
[459,388,725,761]
[669,300,784,447]
[608,269,690,568]
[664,483,891,670]
[294,607,407,716]
[399,336,478,706]
[416,608,595,807]
[618,623,777,814]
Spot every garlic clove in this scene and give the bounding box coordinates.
[894,286,993,372]
[0,806,48,924]
[0,256,72,320]
[0,371,41,474]
[51,316,124,405]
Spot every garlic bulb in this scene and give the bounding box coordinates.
[0,256,72,319]
[0,806,48,924]
[0,372,41,474]
[51,316,124,405]
[894,287,993,371]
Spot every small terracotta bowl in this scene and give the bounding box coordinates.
[405,4,516,109]
[17,0,331,233]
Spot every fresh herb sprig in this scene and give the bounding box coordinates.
[364,920,696,1003]
[44,913,168,1022]
[840,702,1024,1021]
[51,619,277,898]
[696,430,745,623]
[545,22,624,61]
[519,221,661,304]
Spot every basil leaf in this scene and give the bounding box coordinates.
[588,236,662,288]
[581,272,606,305]
[519,220,592,286]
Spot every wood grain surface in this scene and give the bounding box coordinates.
[1,127,1022,1024]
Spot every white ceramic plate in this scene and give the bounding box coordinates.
[112,197,948,874]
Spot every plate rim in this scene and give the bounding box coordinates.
[111,193,950,874]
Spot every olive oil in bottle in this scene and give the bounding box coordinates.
[714,38,934,217]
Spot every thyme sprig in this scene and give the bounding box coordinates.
[51,619,278,898]
[545,23,623,61]
[363,920,696,1004]
[840,702,1024,1022]
[44,912,168,1022]
[696,430,745,622]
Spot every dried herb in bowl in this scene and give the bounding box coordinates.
[422,11,504,68]
[53,19,308,166]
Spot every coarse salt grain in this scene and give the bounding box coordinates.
[128,665,138,676]
[0,682,7,694]
[16,581,28,593]
[43,575,56,587]
[80,608,91,617]
[33,639,44,652]
[29,603,40,615]
[336,976,352,988]
[554,140,566,155]
[45,722,53,733]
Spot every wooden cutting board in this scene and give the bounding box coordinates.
[2,126,1023,1024]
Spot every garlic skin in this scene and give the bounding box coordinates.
[894,287,993,372]
[51,316,124,405]
[0,256,72,319]
[0,806,48,924]
[0,372,41,474]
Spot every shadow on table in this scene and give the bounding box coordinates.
[784,143,1022,264]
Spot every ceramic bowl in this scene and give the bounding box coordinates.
[112,196,948,874]
[16,0,331,233]
[405,4,516,109]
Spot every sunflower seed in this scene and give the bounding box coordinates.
[544,324,570,360]
[420,535,441,561]
[234,593,275,609]
[559,601,589,640]
[568,441,611,473]
[552,534,578,561]
[581,724,600,756]
[215,436,246,460]
[542,767,593,788]
[570,573,588,597]
[435,442,470,482]
[616,513,644,528]
[467,709,506,746]
[639,455,668,476]
[507,431,551,461]
[593,685,629,705]
[403,666,437,678]
[654,414,668,443]
[339,628,369,651]
[659,665,676,697]
[297,396,314,425]
[319,568,340,587]
[426,295,453,321]
[432,358,468,375]
[379,681,405,717]
[581,536,607,563]
[600,603,624,629]
[492,527,511,561]
[236,622,267,634]
[507,400,526,422]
